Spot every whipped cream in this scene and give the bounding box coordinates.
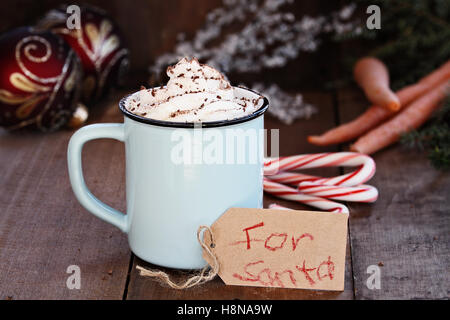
[126,58,262,122]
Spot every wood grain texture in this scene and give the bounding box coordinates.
[0,93,131,300]
[2,85,448,300]
[125,91,355,300]
[337,88,450,299]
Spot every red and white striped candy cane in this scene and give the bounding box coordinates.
[264,152,375,187]
[263,152,378,212]
[265,171,321,186]
[268,203,292,210]
[298,182,378,203]
[264,178,349,214]
[267,171,378,203]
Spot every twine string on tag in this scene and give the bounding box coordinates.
[136,225,219,289]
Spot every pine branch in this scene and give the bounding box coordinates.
[401,96,450,170]
[336,0,450,89]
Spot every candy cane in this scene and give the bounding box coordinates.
[264,178,349,214]
[268,203,292,210]
[298,182,378,203]
[264,152,375,187]
[263,152,378,212]
[266,171,321,186]
[268,171,378,202]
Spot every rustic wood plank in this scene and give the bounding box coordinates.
[337,88,450,299]
[125,91,355,300]
[0,92,131,299]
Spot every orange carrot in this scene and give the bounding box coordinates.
[354,57,400,111]
[308,60,450,146]
[350,81,449,154]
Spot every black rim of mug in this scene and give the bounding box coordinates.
[118,87,269,128]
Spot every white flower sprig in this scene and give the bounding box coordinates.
[150,0,359,124]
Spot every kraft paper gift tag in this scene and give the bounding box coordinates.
[203,208,348,291]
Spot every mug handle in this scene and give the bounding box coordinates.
[67,123,128,232]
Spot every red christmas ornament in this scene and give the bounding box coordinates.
[38,5,130,103]
[0,27,83,131]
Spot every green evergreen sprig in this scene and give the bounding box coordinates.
[335,0,450,90]
[401,96,450,170]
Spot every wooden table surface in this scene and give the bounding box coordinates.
[0,87,448,300]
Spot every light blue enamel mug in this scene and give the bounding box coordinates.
[67,87,269,269]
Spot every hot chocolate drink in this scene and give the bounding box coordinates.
[125,57,263,122]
